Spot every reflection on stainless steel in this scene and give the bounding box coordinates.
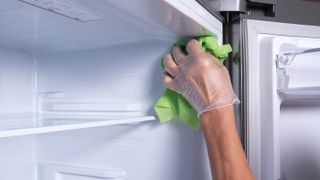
[162,2,211,37]
[197,0,246,12]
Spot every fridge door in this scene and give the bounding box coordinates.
[241,19,320,180]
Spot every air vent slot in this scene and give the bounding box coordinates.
[19,0,102,22]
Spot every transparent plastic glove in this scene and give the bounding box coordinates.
[163,39,239,116]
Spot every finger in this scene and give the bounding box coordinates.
[162,73,178,91]
[172,47,186,66]
[164,54,179,77]
[186,39,203,55]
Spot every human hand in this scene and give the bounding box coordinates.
[162,39,239,116]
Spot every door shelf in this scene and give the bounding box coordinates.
[0,115,155,138]
[278,87,320,101]
[276,48,320,69]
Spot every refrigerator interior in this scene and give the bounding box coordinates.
[0,0,222,179]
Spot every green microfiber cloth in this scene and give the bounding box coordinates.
[154,36,232,129]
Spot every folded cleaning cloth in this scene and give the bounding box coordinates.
[154,36,232,129]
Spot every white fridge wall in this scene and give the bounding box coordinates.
[0,41,213,180]
[0,136,36,180]
[0,46,35,114]
[0,45,36,180]
[0,39,211,180]
[0,40,215,180]
[280,103,320,180]
[37,40,170,114]
[37,121,211,180]
[35,39,212,180]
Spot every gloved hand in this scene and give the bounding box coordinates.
[163,39,239,116]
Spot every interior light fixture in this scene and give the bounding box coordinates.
[19,0,102,22]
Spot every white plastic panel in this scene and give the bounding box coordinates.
[33,39,212,180]
[273,37,320,179]
[280,103,320,180]
[0,38,213,179]
[0,136,36,180]
[243,20,320,180]
[37,121,211,180]
[37,40,171,116]
[0,0,222,52]
[0,46,35,114]
[0,46,36,180]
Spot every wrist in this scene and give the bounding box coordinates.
[200,105,234,122]
[197,94,240,117]
[200,105,237,135]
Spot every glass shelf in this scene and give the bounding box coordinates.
[0,115,155,138]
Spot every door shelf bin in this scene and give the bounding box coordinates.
[0,115,155,138]
[276,47,320,101]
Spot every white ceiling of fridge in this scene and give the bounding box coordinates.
[0,0,222,53]
[242,19,320,180]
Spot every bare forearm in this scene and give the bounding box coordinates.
[200,106,254,180]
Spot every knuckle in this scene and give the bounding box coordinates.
[162,77,168,86]
[187,39,197,46]
[172,47,179,54]
[196,54,211,66]
[162,74,171,83]
[187,39,198,49]
[164,54,171,60]
[164,56,170,66]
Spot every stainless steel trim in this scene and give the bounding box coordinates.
[247,0,276,4]
[220,0,247,12]
[197,0,246,13]
[196,0,224,22]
